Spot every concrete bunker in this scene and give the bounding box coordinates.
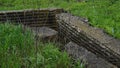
[0,9,120,68]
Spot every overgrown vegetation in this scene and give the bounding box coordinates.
[1,0,119,39]
[0,23,84,68]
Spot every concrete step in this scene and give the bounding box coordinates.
[31,27,58,42]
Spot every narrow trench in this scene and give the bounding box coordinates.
[30,25,117,68]
[0,9,119,68]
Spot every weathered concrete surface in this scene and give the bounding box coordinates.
[31,27,58,42]
[57,13,120,55]
[56,13,120,67]
[65,42,117,68]
[31,27,57,37]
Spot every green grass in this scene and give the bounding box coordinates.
[0,23,84,68]
[0,23,35,68]
[69,0,120,39]
[0,0,120,39]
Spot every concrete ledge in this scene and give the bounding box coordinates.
[56,13,120,67]
[65,42,117,68]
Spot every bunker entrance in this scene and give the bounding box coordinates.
[0,9,120,68]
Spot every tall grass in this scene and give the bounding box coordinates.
[0,23,84,68]
[0,23,35,68]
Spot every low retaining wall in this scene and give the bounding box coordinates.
[56,13,120,67]
[0,9,120,67]
[0,8,63,28]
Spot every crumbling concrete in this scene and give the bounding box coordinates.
[65,42,117,68]
[56,13,120,67]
